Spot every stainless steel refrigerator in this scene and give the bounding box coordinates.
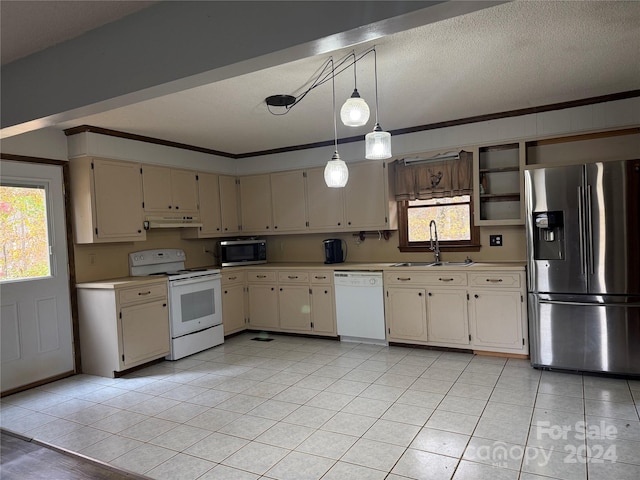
[525,159,640,376]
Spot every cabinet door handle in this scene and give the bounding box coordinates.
[315,276,327,280]
[162,303,167,307]
[228,276,237,280]
[138,291,151,296]
[257,275,267,279]
[428,292,432,296]
[486,278,503,283]
[397,277,411,281]
[418,292,423,296]
[439,278,454,282]
[288,275,299,279]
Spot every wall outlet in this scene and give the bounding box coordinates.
[88,253,96,265]
[489,235,503,246]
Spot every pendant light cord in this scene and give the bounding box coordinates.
[331,58,338,152]
[352,51,357,90]
[373,47,379,125]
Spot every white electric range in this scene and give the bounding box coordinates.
[129,249,223,360]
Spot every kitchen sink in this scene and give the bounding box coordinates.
[390,262,435,267]
[390,261,474,267]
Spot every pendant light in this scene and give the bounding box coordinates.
[365,48,392,160]
[340,52,370,127]
[324,59,349,188]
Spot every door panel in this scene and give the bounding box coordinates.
[1,161,74,392]
[530,293,640,375]
[586,160,640,295]
[525,165,586,293]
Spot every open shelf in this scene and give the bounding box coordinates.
[480,193,520,202]
[476,142,523,224]
[479,166,520,174]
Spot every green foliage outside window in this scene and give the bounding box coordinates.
[0,185,51,281]
[407,195,471,242]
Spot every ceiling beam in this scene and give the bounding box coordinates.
[1,1,504,139]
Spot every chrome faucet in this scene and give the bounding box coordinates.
[429,220,441,264]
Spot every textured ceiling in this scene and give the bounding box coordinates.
[0,1,156,65]
[4,1,640,156]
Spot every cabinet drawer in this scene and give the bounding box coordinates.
[246,270,277,283]
[309,271,332,284]
[384,272,467,286]
[278,271,310,283]
[119,282,167,304]
[468,272,521,288]
[222,270,245,285]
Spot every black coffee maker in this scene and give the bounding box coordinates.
[323,239,345,264]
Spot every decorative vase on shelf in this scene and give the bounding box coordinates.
[481,174,488,194]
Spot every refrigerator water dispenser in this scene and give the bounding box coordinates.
[533,211,564,260]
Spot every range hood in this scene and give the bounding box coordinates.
[144,215,203,229]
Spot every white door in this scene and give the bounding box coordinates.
[1,160,74,392]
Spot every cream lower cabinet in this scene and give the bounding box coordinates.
[221,271,246,335]
[309,271,336,335]
[278,271,311,332]
[247,271,279,329]
[385,287,428,342]
[427,289,469,346]
[384,268,525,354]
[468,271,527,354]
[77,279,170,377]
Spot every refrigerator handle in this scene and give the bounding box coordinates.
[539,299,640,308]
[577,186,586,275]
[586,184,594,275]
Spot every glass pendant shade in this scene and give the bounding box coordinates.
[340,89,370,127]
[324,151,349,188]
[365,123,392,159]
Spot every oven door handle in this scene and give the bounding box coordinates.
[170,275,221,287]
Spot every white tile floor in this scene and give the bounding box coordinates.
[2,332,639,480]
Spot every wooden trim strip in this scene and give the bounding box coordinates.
[526,127,640,147]
[63,125,236,159]
[1,153,66,165]
[1,371,74,397]
[62,89,640,159]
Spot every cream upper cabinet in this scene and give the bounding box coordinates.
[239,174,272,233]
[142,165,199,214]
[69,157,146,244]
[219,175,241,234]
[271,170,307,232]
[385,287,428,342]
[343,161,396,230]
[306,167,345,231]
[182,172,221,238]
[426,289,469,346]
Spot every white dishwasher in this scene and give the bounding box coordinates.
[334,271,387,345]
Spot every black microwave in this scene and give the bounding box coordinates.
[219,239,267,267]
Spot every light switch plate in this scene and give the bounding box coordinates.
[489,234,503,246]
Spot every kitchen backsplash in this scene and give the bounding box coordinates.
[73,225,525,283]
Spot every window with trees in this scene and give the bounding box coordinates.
[393,151,480,252]
[0,184,51,281]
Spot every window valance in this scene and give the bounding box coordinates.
[394,150,473,200]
